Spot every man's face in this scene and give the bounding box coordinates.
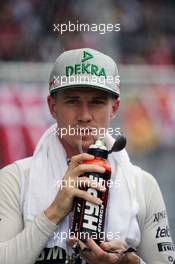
[48,88,120,152]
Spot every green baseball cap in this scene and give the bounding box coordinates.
[49,48,120,96]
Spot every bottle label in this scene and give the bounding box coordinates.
[71,170,111,244]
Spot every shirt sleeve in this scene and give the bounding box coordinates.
[137,171,175,264]
[0,163,58,264]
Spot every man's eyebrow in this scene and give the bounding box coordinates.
[62,95,108,100]
[62,95,80,99]
[90,96,107,100]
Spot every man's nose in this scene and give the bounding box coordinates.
[78,103,92,122]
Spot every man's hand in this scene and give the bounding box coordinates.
[44,153,106,224]
[100,241,140,263]
[68,238,140,264]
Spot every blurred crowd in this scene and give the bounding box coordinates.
[0,0,175,64]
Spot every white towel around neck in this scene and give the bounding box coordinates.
[18,124,141,254]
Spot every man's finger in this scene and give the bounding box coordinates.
[74,188,103,205]
[73,163,105,176]
[86,239,105,255]
[81,239,120,263]
[67,236,77,247]
[77,177,106,191]
[69,153,94,169]
[100,240,127,252]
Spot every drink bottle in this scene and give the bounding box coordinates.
[71,139,111,244]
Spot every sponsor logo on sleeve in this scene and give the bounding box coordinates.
[153,210,167,223]
[168,256,175,263]
[156,226,170,238]
[158,242,175,252]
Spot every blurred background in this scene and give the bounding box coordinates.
[0,0,175,240]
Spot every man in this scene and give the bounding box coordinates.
[0,48,174,264]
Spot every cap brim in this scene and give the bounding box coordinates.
[50,83,119,97]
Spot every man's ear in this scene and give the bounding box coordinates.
[47,95,57,119]
[110,98,120,119]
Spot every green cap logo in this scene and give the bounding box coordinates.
[65,50,106,78]
[81,51,93,62]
